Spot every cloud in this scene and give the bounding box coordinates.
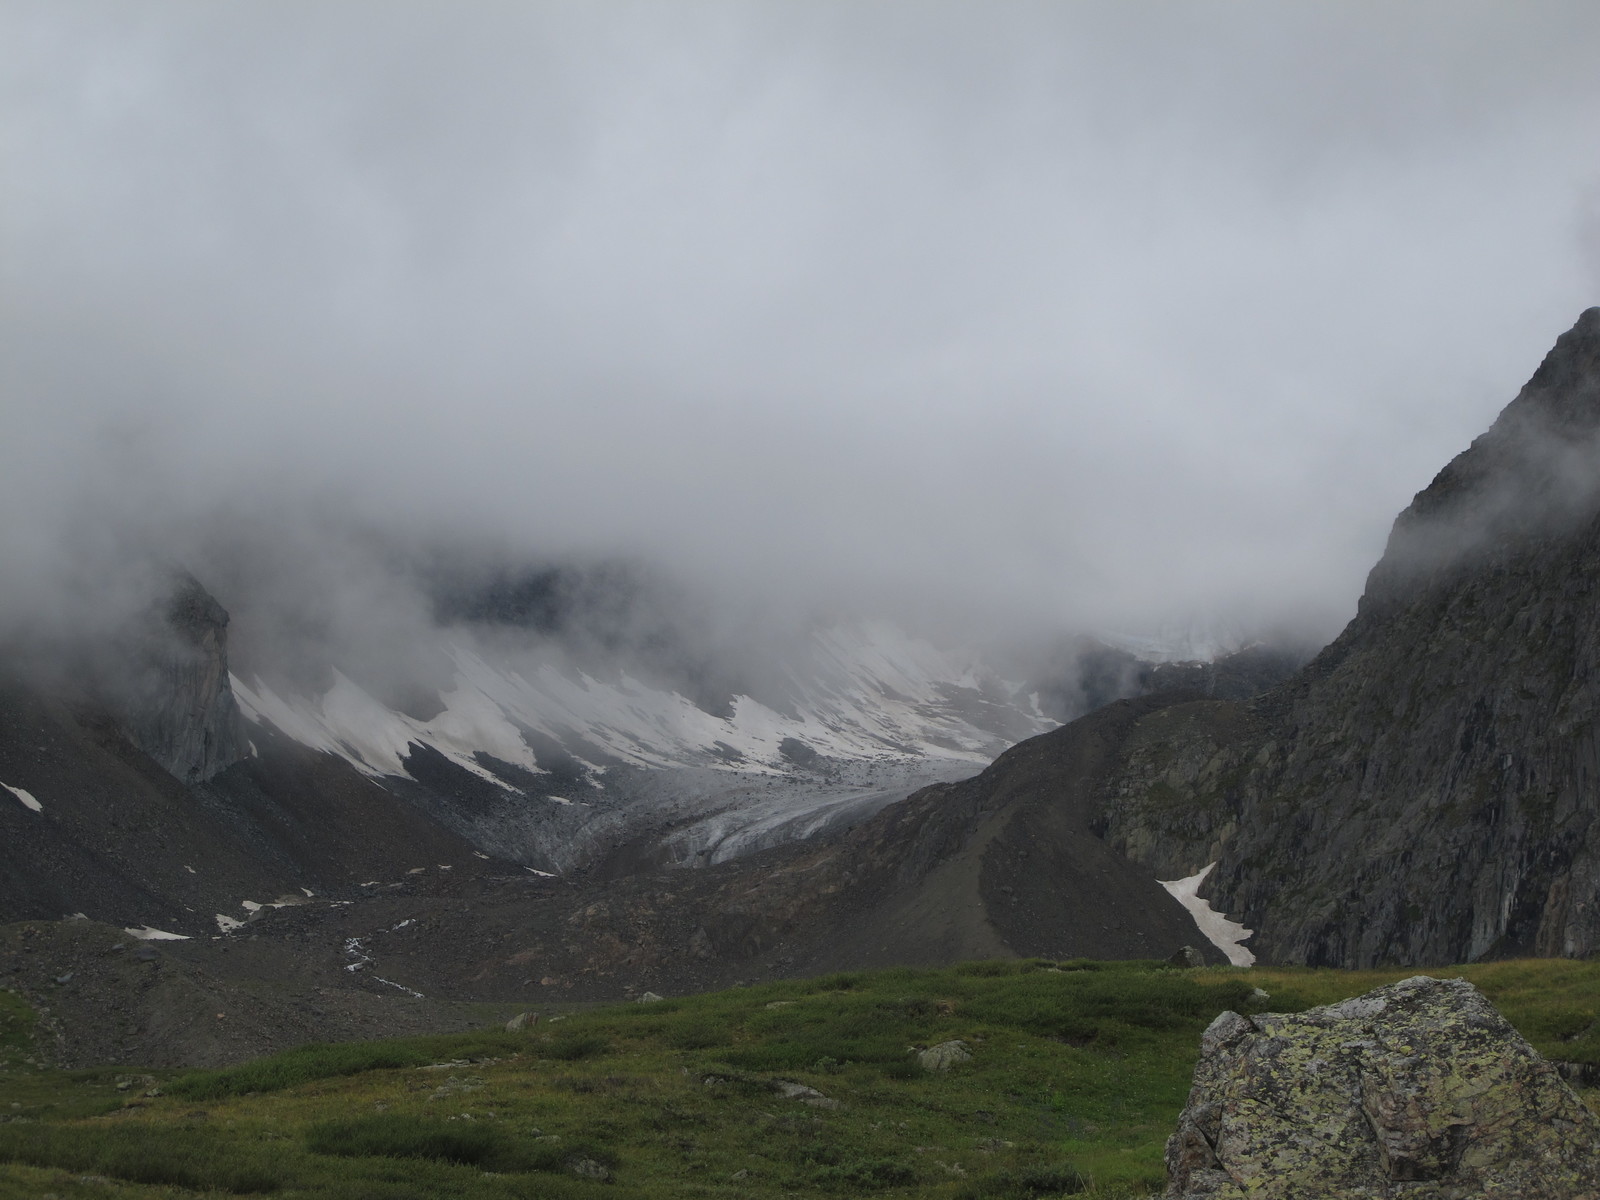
[3,1,1599,658]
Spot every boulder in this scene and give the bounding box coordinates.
[917,1040,973,1071]
[1166,975,1600,1199]
[772,1080,839,1108]
[567,1157,611,1181]
[504,1011,538,1032]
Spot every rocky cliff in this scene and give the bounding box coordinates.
[111,571,248,783]
[1100,308,1600,965]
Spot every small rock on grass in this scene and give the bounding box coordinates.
[917,1040,973,1071]
[772,1080,839,1108]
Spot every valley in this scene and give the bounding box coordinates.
[4,310,1600,1082]
[0,954,1595,1199]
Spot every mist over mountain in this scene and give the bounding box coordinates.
[6,4,1600,1070]
[7,2,1600,674]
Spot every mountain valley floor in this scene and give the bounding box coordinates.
[0,954,1596,1199]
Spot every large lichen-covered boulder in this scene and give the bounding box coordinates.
[1166,975,1600,1199]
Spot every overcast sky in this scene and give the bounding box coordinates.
[5,1,1600,648]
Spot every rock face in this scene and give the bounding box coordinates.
[1166,975,1600,1199]
[111,571,247,783]
[1100,308,1600,965]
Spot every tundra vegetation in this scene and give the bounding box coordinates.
[0,958,1595,1199]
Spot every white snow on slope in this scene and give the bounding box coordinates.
[1159,862,1255,967]
[125,926,190,941]
[3,782,41,812]
[232,622,1053,785]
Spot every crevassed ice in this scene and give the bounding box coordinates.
[228,623,1050,786]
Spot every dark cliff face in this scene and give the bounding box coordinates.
[1098,308,1600,967]
[109,571,249,784]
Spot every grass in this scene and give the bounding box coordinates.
[0,959,1595,1199]
[0,992,35,1072]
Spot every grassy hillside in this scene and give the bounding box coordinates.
[0,959,1596,1199]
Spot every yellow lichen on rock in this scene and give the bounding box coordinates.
[1166,975,1600,1199]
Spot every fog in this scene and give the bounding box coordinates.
[5,2,1600,673]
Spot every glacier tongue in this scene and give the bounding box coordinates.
[229,621,1055,868]
[233,621,1052,781]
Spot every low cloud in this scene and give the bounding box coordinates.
[4,2,1599,677]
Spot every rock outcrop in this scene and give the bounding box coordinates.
[1100,308,1600,965]
[112,571,247,783]
[1166,975,1600,1199]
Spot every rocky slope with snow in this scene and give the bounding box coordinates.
[17,310,1599,1066]
[226,618,1055,871]
[0,564,1082,934]
[1100,307,1600,966]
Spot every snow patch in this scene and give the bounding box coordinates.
[374,976,425,999]
[241,897,303,914]
[1159,863,1255,967]
[342,934,425,998]
[3,782,41,812]
[125,926,190,941]
[215,913,244,933]
[344,936,371,971]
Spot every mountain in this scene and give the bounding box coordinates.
[12,533,1280,950]
[0,561,1089,934]
[1,572,1242,1066]
[14,312,1596,1068]
[407,304,1600,985]
[1097,306,1600,966]
[0,574,506,937]
[227,616,1055,873]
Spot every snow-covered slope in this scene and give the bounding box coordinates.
[234,621,1051,784]
[230,621,1056,870]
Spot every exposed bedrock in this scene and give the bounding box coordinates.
[1099,309,1600,966]
[110,570,248,783]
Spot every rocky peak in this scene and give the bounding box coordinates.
[111,570,247,783]
[1097,309,1600,967]
[1363,306,1600,616]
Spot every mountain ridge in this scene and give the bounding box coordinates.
[10,311,1600,1066]
[1102,306,1600,966]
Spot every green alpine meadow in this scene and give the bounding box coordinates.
[2,957,1596,1200]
